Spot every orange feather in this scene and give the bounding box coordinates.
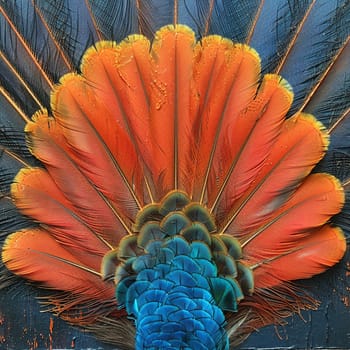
[11,168,109,269]
[149,25,196,197]
[191,38,261,202]
[209,75,293,218]
[81,39,153,201]
[26,111,127,247]
[0,16,347,347]
[2,228,112,296]
[2,228,117,322]
[242,173,345,262]
[52,73,142,219]
[224,113,329,234]
[253,225,346,288]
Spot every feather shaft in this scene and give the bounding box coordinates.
[0,86,30,123]
[252,225,346,288]
[275,0,317,74]
[149,25,196,196]
[245,0,265,44]
[0,6,54,89]
[298,36,350,113]
[26,111,127,247]
[31,0,73,71]
[0,50,44,109]
[2,228,115,300]
[222,113,328,233]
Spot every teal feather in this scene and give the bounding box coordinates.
[115,191,251,349]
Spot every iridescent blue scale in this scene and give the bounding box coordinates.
[111,191,254,349]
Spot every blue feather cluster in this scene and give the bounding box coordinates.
[114,191,253,349]
[120,237,228,349]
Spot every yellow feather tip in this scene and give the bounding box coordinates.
[263,74,294,102]
[25,109,48,132]
[334,226,346,257]
[297,113,330,150]
[200,34,233,47]
[10,167,37,199]
[50,72,82,113]
[155,24,196,38]
[122,33,149,46]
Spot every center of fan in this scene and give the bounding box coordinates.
[102,191,254,349]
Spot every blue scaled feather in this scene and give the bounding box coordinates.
[115,192,251,349]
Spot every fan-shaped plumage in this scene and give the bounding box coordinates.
[0,1,349,349]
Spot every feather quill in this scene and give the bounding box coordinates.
[25,110,126,246]
[2,228,118,323]
[243,173,345,261]
[209,74,293,217]
[253,225,346,288]
[149,25,196,197]
[11,167,109,269]
[223,113,329,233]
[51,73,142,218]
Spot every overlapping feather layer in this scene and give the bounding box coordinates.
[2,25,346,345]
